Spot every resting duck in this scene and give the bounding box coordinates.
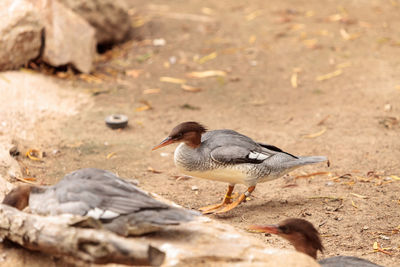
[249,218,384,267]
[2,168,198,236]
[152,122,327,214]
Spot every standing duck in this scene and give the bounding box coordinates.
[2,168,198,236]
[249,218,384,267]
[152,121,327,214]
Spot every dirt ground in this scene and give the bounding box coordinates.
[4,0,400,266]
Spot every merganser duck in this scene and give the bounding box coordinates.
[152,121,327,214]
[249,218,384,267]
[2,168,198,236]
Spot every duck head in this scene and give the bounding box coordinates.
[249,218,324,259]
[152,121,207,150]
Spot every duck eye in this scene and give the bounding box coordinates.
[173,132,183,139]
[279,225,289,234]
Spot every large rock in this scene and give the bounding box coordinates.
[59,0,131,44]
[29,0,96,73]
[0,0,43,71]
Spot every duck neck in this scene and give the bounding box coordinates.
[183,131,202,148]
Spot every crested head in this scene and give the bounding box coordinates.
[249,218,323,259]
[2,185,33,210]
[168,121,207,139]
[152,121,207,150]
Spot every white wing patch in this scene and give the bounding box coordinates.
[248,151,269,161]
[87,207,119,219]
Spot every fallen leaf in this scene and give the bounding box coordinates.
[181,84,202,92]
[350,193,368,199]
[25,149,41,161]
[106,152,116,159]
[316,69,342,81]
[143,88,161,94]
[390,175,400,181]
[186,70,226,78]
[340,28,360,40]
[197,52,217,64]
[23,177,37,181]
[351,200,358,209]
[125,69,143,78]
[135,100,152,112]
[303,127,327,138]
[147,166,163,174]
[160,76,186,84]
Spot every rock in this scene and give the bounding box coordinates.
[0,0,43,71]
[59,0,130,44]
[29,0,96,73]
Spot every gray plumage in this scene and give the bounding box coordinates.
[174,129,327,186]
[319,256,384,267]
[29,168,198,236]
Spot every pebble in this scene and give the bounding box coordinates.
[160,152,169,157]
[362,226,369,230]
[191,185,199,191]
[153,38,166,46]
[325,181,335,187]
[380,235,390,240]
[169,56,177,64]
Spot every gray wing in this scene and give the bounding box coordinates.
[204,130,296,164]
[55,168,171,218]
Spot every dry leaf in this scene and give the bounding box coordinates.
[106,152,116,159]
[290,72,298,88]
[125,69,143,78]
[350,193,368,199]
[316,69,342,81]
[160,76,186,84]
[197,52,217,64]
[340,28,360,40]
[390,175,400,181]
[147,166,163,174]
[135,100,152,112]
[303,127,327,138]
[186,70,226,78]
[351,200,358,209]
[143,88,161,94]
[181,84,202,92]
[25,149,41,161]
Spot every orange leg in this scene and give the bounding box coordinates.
[214,186,256,214]
[199,185,235,214]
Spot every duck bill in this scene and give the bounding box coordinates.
[152,137,174,151]
[248,224,280,234]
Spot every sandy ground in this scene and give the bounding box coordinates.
[1,0,400,266]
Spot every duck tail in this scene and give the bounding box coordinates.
[287,156,328,168]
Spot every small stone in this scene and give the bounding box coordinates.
[384,176,392,181]
[52,149,60,155]
[160,152,169,157]
[362,226,369,230]
[334,217,343,221]
[191,185,199,191]
[169,56,177,64]
[384,103,392,111]
[153,38,166,46]
[325,181,335,187]
[379,235,390,240]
